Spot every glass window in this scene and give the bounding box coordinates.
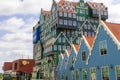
[104,11,107,16]
[64,20,67,25]
[90,68,96,80]
[62,37,65,43]
[58,45,61,51]
[58,37,61,43]
[116,66,120,80]
[88,25,91,29]
[72,71,75,80]
[84,31,87,36]
[64,12,67,17]
[59,19,63,25]
[73,21,77,26]
[76,70,80,80]
[92,32,95,37]
[68,13,72,17]
[82,69,87,80]
[59,12,63,16]
[102,67,110,80]
[63,45,66,50]
[54,45,57,50]
[99,40,107,55]
[79,16,82,21]
[93,10,97,14]
[82,51,86,61]
[73,14,76,18]
[88,32,91,36]
[67,46,70,49]
[68,20,72,26]
[84,24,87,29]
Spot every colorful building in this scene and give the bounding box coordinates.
[3,59,35,80]
[33,0,108,79]
[57,20,120,80]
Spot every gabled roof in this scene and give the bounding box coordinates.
[105,22,120,43]
[72,44,80,55]
[57,0,77,13]
[85,36,95,48]
[65,49,71,57]
[86,2,107,11]
[60,53,64,59]
[83,36,95,50]
[41,9,50,18]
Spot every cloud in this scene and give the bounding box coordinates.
[0,0,52,16]
[0,16,36,72]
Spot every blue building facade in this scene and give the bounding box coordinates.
[57,20,120,80]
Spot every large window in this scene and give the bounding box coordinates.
[64,20,67,25]
[102,67,110,80]
[68,13,72,17]
[76,70,80,80]
[59,12,63,16]
[54,45,57,50]
[90,68,96,80]
[73,21,77,26]
[73,14,76,18]
[82,51,86,61]
[59,19,63,25]
[64,12,67,17]
[99,40,107,55]
[116,66,120,80]
[68,20,72,26]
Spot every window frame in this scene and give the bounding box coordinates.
[82,51,86,61]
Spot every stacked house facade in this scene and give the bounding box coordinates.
[57,20,120,80]
[33,0,108,79]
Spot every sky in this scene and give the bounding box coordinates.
[0,0,120,73]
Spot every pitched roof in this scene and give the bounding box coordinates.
[86,2,107,11]
[72,44,80,54]
[84,36,95,48]
[60,53,64,59]
[66,49,71,56]
[42,9,50,18]
[105,22,120,43]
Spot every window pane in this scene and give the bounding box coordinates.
[82,51,86,61]
[102,67,110,80]
[64,20,67,25]
[64,12,67,17]
[90,68,96,80]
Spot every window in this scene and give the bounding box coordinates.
[116,66,120,80]
[54,45,57,50]
[80,10,85,14]
[67,46,70,49]
[82,51,86,61]
[88,25,91,29]
[58,45,61,51]
[84,31,87,36]
[68,13,72,17]
[79,16,82,21]
[76,70,80,80]
[64,12,67,17]
[59,12,63,16]
[84,24,87,29]
[93,9,97,14]
[64,20,67,25]
[68,20,72,26]
[102,67,110,80]
[90,68,96,80]
[99,40,107,55]
[104,11,107,16]
[58,37,61,43]
[62,37,65,43]
[72,71,75,80]
[82,69,87,80]
[73,14,76,18]
[63,45,66,50]
[59,19,63,25]
[88,32,91,36]
[73,21,77,26]
[92,32,95,37]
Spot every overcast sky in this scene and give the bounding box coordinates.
[0,0,120,73]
